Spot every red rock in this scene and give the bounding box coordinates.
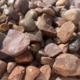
[44,43,62,57]
[8,66,25,80]
[0,29,30,57]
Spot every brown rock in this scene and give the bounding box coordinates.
[58,43,68,53]
[24,66,40,80]
[35,8,43,15]
[53,37,61,44]
[0,23,9,33]
[0,0,6,7]
[45,38,53,45]
[40,65,51,80]
[44,43,62,57]
[14,0,29,14]
[25,30,43,42]
[78,21,80,32]
[8,20,16,27]
[8,66,25,80]
[0,60,7,78]
[57,21,75,43]
[41,57,54,66]
[0,29,30,57]
[15,50,33,64]
[7,62,16,73]
[53,53,80,77]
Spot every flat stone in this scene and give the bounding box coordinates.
[8,66,25,80]
[0,29,30,57]
[57,21,75,43]
[44,43,62,57]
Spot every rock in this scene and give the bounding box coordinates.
[4,8,19,21]
[53,53,80,77]
[57,21,75,43]
[15,50,33,64]
[7,0,15,6]
[45,38,53,45]
[53,37,61,44]
[0,29,30,57]
[8,20,16,27]
[7,62,16,73]
[1,4,7,10]
[63,8,80,25]
[24,66,40,80]
[1,72,9,80]
[44,43,62,57]
[25,9,37,19]
[8,66,25,80]
[59,43,68,53]
[41,57,54,66]
[25,30,43,42]
[78,21,80,32]
[35,8,43,15]
[0,60,7,78]
[43,7,55,17]
[69,38,80,52]
[0,23,9,33]
[19,18,37,31]
[31,0,41,3]
[14,0,29,14]
[40,65,51,80]
[12,24,24,33]
[0,0,6,7]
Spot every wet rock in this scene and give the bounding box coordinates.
[40,65,51,80]
[0,29,30,57]
[7,62,16,73]
[53,53,80,77]
[25,30,43,42]
[63,8,80,25]
[57,21,75,43]
[24,66,40,80]
[19,18,37,31]
[8,66,25,80]
[44,43,62,57]
[0,23,9,33]
[4,8,19,21]
[14,0,29,14]
[45,38,53,45]
[41,57,54,66]
[15,50,33,64]
[0,60,7,78]
[69,38,80,52]
[25,9,37,19]
[43,7,55,17]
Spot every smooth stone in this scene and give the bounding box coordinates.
[35,8,43,15]
[57,21,75,43]
[8,20,16,27]
[15,50,33,64]
[19,18,37,31]
[7,0,15,6]
[31,0,41,3]
[43,7,55,17]
[25,9,37,19]
[0,29,30,57]
[14,0,29,14]
[40,65,51,80]
[0,23,9,32]
[4,8,19,21]
[8,66,25,80]
[44,43,62,57]
[7,62,16,73]
[24,66,40,80]
[0,60,7,78]
[41,57,54,66]
[53,53,80,77]
[0,0,6,7]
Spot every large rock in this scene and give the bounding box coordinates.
[0,29,30,57]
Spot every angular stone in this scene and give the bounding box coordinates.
[25,30,43,42]
[44,43,62,57]
[53,53,80,77]
[57,21,75,43]
[15,50,33,64]
[0,60,7,78]
[8,66,25,80]
[14,0,29,14]
[7,62,16,73]
[40,65,51,80]
[0,29,30,57]
[24,66,40,80]
[41,57,54,66]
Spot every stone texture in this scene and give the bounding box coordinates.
[7,0,15,6]
[57,21,75,43]
[44,43,62,57]
[0,29,30,57]
[8,66,25,80]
